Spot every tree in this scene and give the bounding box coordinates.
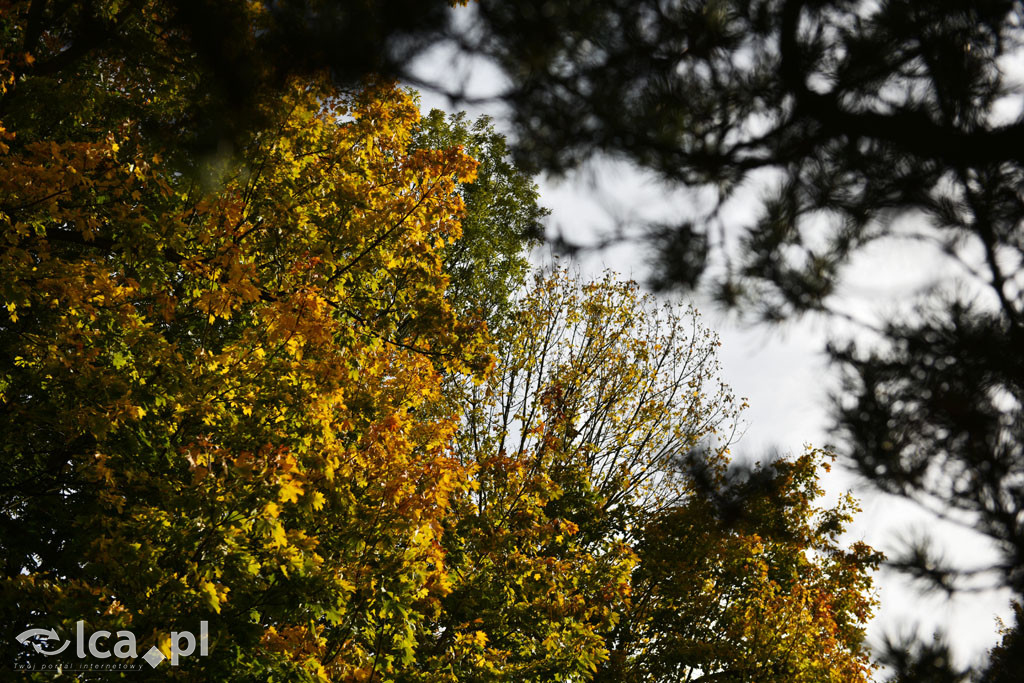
[409,268,879,682]
[0,67,491,678]
[981,603,1024,683]
[604,450,881,682]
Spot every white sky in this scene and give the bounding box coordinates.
[408,31,1018,672]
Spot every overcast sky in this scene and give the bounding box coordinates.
[408,36,1016,670]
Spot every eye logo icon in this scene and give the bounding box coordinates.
[15,628,70,656]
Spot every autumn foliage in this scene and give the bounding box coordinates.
[424,271,880,682]
[1,3,880,681]
[0,56,485,678]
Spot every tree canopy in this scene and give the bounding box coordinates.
[414,269,879,682]
[0,34,882,672]
[9,0,1011,678]
[0,70,492,679]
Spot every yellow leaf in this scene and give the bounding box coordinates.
[278,476,304,503]
[200,581,222,613]
[157,634,171,658]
